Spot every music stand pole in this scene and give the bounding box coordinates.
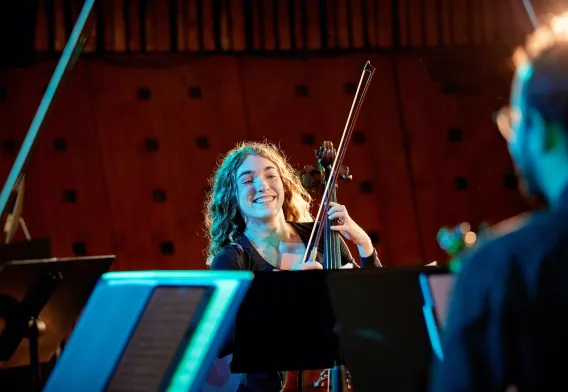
[28,317,46,392]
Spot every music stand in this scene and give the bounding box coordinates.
[326,267,445,392]
[0,255,114,392]
[231,270,340,391]
[418,269,455,361]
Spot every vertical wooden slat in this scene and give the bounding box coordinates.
[220,0,231,50]
[144,0,156,51]
[292,0,304,49]
[231,0,246,51]
[424,0,439,46]
[113,0,127,52]
[155,0,171,51]
[128,0,141,51]
[452,0,468,45]
[186,0,200,51]
[440,0,452,45]
[250,0,261,49]
[306,0,320,49]
[397,0,408,47]
[36,0,49,51]
[84,3,97,52]
[326,0,337,48]
[202,0,215,50]
[263,0,276,50]
[55,0,67,51]
[365,0,376,47]
[336,0,349,48]
[375,0,393,48]
[351,0,365,48]
[471,0,485,44]
[277,0,291,50]
[177,0,186,50]
[409,0,424,46]
[481,0,496,44]
[102,0,115,51]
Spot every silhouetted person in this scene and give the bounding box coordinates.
[431,13,568,392]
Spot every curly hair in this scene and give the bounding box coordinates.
[204,141,313,266]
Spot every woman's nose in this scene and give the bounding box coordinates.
[254,178,269,191]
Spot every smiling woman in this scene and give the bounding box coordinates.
[203,140,381,392]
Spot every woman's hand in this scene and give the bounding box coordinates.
[290,261,323,271]
[327,201,374,258]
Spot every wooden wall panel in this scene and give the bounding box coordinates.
[395,53,471,263]
[89,56,248,270]
[32,0,536,54]
[355,54,424,265]
[0,62,113,259]
[2,52,532,270]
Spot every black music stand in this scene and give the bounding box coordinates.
[326,266,446,392]
[231,270,344,392]
[0,255,114,392]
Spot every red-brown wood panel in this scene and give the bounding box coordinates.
[231,0,247,51]
[35,0,49,52]
[113,0,127,52]
[2,62,114,260]
[480,0,497,43]
[355,53,423,265]
[202,0,216,50]
[262,0,276,51]
[305,0,320,50]
[408,0,425,47]
[397,0,409,47]
[395,53,466,263]
[336,0,350,49]
[220,0,231,51]
[375,0,393,48]
[129,0,142,52]
[54,0,67,52]
[423,0,439,46]
[89,57,248,271]
[155,0,171,51]
[451,0,469,45]
[184,0,201,52]
[351,0,365,49]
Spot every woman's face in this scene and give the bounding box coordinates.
[235,155,285,224]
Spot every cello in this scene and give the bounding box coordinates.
[281,61,375,391]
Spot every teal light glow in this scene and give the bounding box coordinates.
[418,273,444,361]
[166,279,243,392]
[103,270,250,281]
[0,0,95,220]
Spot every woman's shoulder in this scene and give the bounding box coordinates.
[209,243,244,270]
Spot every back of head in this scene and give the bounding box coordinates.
[513,13,568,130]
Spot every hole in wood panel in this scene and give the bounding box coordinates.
[72,242,87,256]
[160,241,175,255]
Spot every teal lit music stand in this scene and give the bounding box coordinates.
[43,270,253,392]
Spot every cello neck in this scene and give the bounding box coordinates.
[323,185,342,269]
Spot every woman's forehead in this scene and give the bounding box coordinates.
[237,155,277,173]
